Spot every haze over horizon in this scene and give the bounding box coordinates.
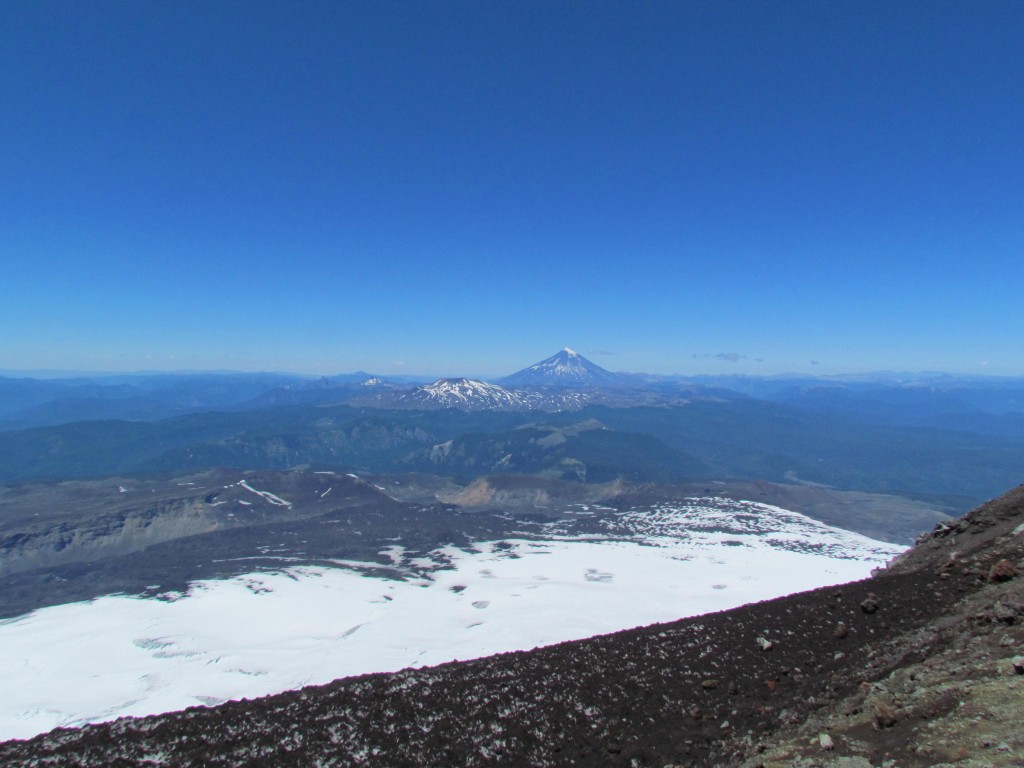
[2,2,1022,378]
[2,347,1022,385]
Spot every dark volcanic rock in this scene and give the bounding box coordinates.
[988,558,1019,582]
[859,592,880,614]
[872,695,898,728]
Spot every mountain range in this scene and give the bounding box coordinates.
[374,377,592,412]
[4,349,1024,426]
[0,349,1022,510]
[1,349,1023,764]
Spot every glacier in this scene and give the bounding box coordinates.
[0,498,904,741]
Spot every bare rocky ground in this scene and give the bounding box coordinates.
[1,484,1020,767]
[742,485,1024,768]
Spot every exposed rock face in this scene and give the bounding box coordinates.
[1,483,1022,767]
[887,483,1024,575]
[0,498,216,576]
[0,469,408,617]
[436,474,623,511]
[0,469,394,578]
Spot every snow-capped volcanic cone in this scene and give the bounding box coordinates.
[395,378,536,410]
[500,348,624,388]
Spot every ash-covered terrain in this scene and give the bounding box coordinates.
[2,483,1021,767]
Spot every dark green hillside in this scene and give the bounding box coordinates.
[0,373,313,430]
[0,407,533,484]
[401,420,707,483]
[0,400,1021,506]
[550,403,1024,503]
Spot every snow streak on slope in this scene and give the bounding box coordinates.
[237,480,292,507]
[0,499,904,740]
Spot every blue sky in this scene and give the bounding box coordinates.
[2,1,1022,377]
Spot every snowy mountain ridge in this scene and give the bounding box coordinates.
[382,377,592,411]
[394,378,537,410]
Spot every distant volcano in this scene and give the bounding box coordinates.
[499,348,624,388]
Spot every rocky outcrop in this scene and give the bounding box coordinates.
[0,498,217,576]
[0,469,391,579]
[436,474,623,511]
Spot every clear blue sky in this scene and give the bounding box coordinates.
[2,1,1022,377]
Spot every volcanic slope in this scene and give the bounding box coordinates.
[0,496,899,740]
[500,348,624,388]
[2,484,1022,766]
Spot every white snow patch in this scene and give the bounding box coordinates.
[0,502,904,741]
[237,481,292,508]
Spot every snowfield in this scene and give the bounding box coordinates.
[0,499,904,741]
